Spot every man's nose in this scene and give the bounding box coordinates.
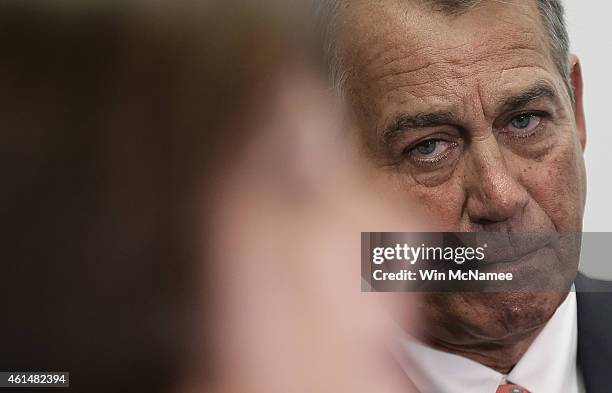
[464,137,529,227]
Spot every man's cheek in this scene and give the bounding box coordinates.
[410,182,465,231]
[519,141,585,232]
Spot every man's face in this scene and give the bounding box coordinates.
[337,0,587,348]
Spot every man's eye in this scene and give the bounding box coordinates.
[505,113,543,136]
[404,139,457,165]
[415,140,437,155]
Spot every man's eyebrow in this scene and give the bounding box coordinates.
[381,82,558,145]
[382,111,455,145]
[500,81,558,113]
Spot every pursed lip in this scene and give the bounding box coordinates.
[480,245,561,283]
[470,232,559,265]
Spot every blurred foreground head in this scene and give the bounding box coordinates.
[0,1,416,392]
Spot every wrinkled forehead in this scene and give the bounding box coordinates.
[336,0,562,125]
[337,0,553,79]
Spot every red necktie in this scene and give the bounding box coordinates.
[496,383,530,393]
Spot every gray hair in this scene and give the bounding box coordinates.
[320,0,572,100]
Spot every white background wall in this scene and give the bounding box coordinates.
[565,1,612,232]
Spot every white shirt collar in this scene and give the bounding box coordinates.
[395,292,581,393]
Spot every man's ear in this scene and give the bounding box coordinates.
[569,54,587,151]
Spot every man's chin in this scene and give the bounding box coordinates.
[421,291,569,345]
[455,291,567,342]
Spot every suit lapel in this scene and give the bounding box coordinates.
[575,272,612,393]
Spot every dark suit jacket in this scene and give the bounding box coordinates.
[575,272,612,393]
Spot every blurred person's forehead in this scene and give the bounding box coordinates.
[0,0,323,160]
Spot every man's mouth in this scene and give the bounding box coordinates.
[468,232,559,265]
